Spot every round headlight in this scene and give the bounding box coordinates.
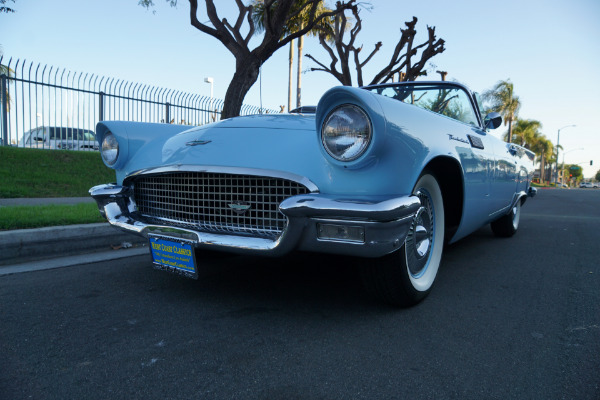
[321,104,372,162]
[101,132,119,166]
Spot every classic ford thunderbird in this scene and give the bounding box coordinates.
[91,81,537,306]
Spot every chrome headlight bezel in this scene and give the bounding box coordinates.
[321,104,372,162]
[101,132,119,166]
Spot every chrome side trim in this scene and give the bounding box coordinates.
[123,165,320,193]
[279,194,421,222]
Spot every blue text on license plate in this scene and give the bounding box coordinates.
[149,236,196,278]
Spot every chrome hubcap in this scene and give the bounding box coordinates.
[512,203,520,229]
[414,212,431,257]
[406,190,434,277]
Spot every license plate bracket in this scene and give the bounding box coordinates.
[149,235,198,279]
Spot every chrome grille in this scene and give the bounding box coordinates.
[132,172,310,238]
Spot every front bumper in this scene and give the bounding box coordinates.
[90,184,420,258]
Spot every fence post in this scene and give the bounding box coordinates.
[0,74,8,146]
[99,91,105,121]
[165,102,170,124]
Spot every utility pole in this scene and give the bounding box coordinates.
[554,125,576,186]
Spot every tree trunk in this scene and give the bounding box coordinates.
[288,40,294,112]
[221,55,261,120]
[540,150,545,184]
[296,33,304,108]
[507,117,513,143]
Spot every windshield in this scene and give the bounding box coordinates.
[365,84,480,127]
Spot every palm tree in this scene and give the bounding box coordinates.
[252,0,334,110]
[507,118,542,148]
[545,143,563,184]
[530,134,553,184]
[0,48,14,113]
[483,79,521,143]
[504,118,557,184]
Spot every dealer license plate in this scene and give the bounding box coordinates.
[149,236,198,279]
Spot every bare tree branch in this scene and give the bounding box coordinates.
[221,0,255,46]
[404,25,445,81]
[188,0,219,37]
[369,17,417,84]
[307,32,347,85]
[308,8,445,87]
[353,41,381,86]
[306,54,331,72]
[276,1,355,51]
[232,0,248,32]
[358,42,382,68]
[180,0,358,118]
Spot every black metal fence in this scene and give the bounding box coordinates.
[0,57,275,150]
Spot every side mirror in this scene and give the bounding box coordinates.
[484,112,502,130]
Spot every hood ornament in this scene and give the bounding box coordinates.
[228,201,252,215]
[186,139,212,147]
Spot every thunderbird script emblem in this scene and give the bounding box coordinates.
[186,139,212,146]
[228,201,252,215]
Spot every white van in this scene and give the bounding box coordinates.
[19,126,98,151]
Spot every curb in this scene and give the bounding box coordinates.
[0,247,150,276]
[0,223,146,266]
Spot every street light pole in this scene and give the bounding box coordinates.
[204,77,214,121]
[555,124,576,186]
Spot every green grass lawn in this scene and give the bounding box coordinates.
[0,147,115,230]
[0,203,106,230]
[0,146,115,198]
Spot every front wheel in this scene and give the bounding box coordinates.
[360,173,445,307]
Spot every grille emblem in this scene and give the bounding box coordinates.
[228,201,252,215]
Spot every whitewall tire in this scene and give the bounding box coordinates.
[361,173,445,307]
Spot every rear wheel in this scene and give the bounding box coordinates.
[361,173,445,307]
[490,200,521,237]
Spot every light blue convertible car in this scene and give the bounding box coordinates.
[91,81,537,306]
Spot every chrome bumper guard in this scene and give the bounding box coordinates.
[90,184,421,258]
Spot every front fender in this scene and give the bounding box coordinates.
[96,121,196,173]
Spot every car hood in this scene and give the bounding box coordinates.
[122,114,331,188]
[100,86,425,196]
[197,113,316,130]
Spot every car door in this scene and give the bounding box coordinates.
[489,140,519,214]
[417,85,499,237]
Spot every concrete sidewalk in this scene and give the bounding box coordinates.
[0,222,147,267]
[0,197,147,268]
[0,197,94,207]
[0,246,149,276]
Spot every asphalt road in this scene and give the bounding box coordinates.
[1,189,598,400]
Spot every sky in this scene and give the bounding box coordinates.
[1,0,599,177]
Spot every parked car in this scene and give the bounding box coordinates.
[19,126,98,151]
[91,81,537,306]
[580,182,593,188]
